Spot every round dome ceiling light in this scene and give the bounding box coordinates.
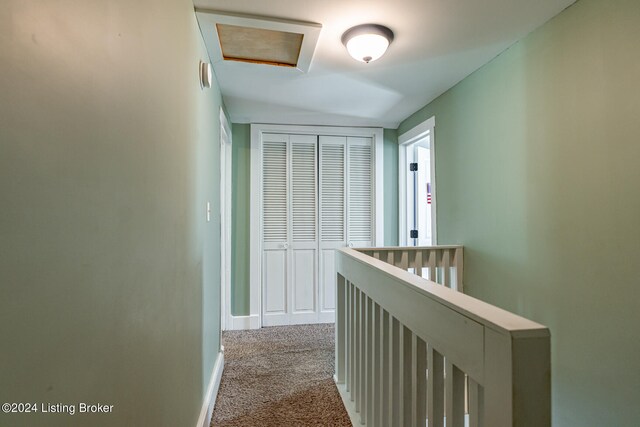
[341,24,394,63]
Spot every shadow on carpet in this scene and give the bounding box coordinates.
[211,324,351,426]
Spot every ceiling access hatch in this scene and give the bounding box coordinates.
[196,11,322,72]
[216,24,303,67]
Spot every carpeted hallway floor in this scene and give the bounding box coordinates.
[211,324,352,426]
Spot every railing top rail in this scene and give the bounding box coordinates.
[339,247,548,337]
[354,245,463,251]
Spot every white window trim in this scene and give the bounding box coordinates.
[398,116,437,246]
[249,123,384,328]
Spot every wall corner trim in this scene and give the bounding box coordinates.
[195,350,225,427]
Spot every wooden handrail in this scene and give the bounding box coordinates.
[334,246,550,427]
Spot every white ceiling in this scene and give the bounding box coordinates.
[194,0,576,128]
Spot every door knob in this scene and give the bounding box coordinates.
[348,242,353,248]
[282,242,289,249]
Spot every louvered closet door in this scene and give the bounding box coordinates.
[262,134,289,326]
[318,136,347,323]
[262,133,318,326]
[262,133,373,326]
[347,137,374,247]
[288,134,319,325]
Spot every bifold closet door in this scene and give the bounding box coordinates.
[319,136,347,322]
[318,136,373,323]
[262,134,289,326]
[289,135,319,325]
[262,133,318,326]
[346,137,373,248]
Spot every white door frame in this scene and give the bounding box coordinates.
[219,108,232,331]
[250,124,384,328]
[398,116,437,246]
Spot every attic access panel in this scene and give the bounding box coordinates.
[196,11,322,72]
[216,24,303,67]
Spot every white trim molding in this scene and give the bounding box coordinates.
[219,108,233,332]
[227,314,261,331]
[195,11,322,73]
[398,116,437,246]
[195,350,224,427]
[398,116,435,146]
[250,124,384,328]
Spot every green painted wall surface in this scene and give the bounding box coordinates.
[383,129,399,246]
[398,0,640,425]
[0,1,223,426]
[231,123,251,316]
[230,126,399,315]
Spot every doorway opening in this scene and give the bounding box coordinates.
[399,116,436,247]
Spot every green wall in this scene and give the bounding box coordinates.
[231,124,251,315]
[383,129,400,246]
[230,126,399,316]
[398,0,640,425]
[0,1,224,426]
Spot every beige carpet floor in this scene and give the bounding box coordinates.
[211,324,352,427]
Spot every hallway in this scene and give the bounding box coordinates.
[212,325,351,426]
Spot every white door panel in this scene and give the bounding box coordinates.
[290,247,319,325]
[320,246,341,311]
[289,135,318,324]
[262,134,289,326]
[347,137,373,248]
[317,245,342,324]
[263,249,288,326]
[318,137,347,323]
[292,247,316,312]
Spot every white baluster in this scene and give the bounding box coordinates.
[428,343,445,427]
[467,377,484,427]
[413,336,427,427]
[454,247,464,292]
[443,249,451,288]
[402,326,413,425]
[336,274,346,384]
[414,250,423,278]
[355,288,362,412]
[445,360,465,427]
[428,249,437,281]
[365,297,374,426]
[391,317,402,427]
[381,308,390,426]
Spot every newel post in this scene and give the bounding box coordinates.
[483,328,551,427]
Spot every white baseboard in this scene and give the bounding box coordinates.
[195,350,224,427]
[226,314,260,330]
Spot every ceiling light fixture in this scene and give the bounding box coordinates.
[341,24,394,63]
